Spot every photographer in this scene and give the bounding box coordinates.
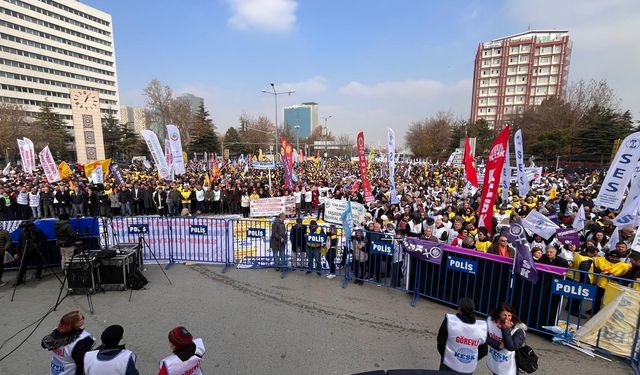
[15,220,46,285]
[54,213,77,273]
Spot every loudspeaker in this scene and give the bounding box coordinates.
[66,258,98,294]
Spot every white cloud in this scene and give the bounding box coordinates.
[226,0,298,32]
[339,79,471,98]
[278,76,328,94]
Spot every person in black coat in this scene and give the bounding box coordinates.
[143,184,155,215]
[14,220,47,285]
[289,218,306,268]
[539,245,569,267]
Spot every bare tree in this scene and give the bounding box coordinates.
[143,79,174,139]
[565,79,620,119]
[169,97,193,144]
[0,103,31,162]
[405,111,455,158]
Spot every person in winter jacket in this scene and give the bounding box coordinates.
[484,302,527,375]
[157,326,205,375]
[83,324,139,375]
[41,310,95,375]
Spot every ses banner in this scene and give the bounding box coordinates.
[595,131,640,210]
[324,198,366,225]
[249,196,296,217]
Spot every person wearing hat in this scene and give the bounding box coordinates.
[54,212,77,273]
[83,325,139,375]
[158,326,205,375]
[437,297,487,374]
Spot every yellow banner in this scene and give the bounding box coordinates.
[57,161,73,179]
[84,159,111,178]
[575,285,640,358]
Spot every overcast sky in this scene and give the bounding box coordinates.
[86,0,640,149]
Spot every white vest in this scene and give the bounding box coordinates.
[442,314,487,374]
[159,338,205,375]
[84,349,136,375]
[49,330,93,375]
[486,317,517,375]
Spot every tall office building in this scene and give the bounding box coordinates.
[283,102,318,139]
[177,93,204,114]
[0,0,119,162]
[119,105,148,133]
[470,30,571,128]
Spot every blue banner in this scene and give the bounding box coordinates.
[447,255,477,275]
[128,224,149,235]
[110,163,125,185]
[552,279,596,301]
[400,238,444,265]
[246,228,266,238]
[189,224,208,235]
[370,240,394,255]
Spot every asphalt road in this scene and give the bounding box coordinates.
[0,264,632,374]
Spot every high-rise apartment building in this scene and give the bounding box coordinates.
[0,0,119,161]
[119,105,148,133]
[470,30,571,128]
[177,93,204,114]
[283,102,318,139]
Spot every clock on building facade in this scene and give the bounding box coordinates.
[69,89,106,164]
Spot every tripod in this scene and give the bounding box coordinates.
[129,233,172,302]
[11,226,63,302]
[54,244,97,314]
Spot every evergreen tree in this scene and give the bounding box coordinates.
[102,112,123,159]
[121,123,144,160]
[223,127,244,155]
[189,103,219,154]
[33,101,69,159]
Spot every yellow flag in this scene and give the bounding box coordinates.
[58,161,73,179]
[424,159,429,176]
[258,149,264,161]
[84,159,111,178]
[204,174,210,187]
[183,152,188,163]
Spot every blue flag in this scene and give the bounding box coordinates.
[505,220,539,284]
[341,200,353,243]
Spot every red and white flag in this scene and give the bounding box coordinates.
[477,125,511,235]
[464,135,478,187]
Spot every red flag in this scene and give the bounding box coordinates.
[464,135,479,187]
[477,125,511,235]
[356,132,375,203]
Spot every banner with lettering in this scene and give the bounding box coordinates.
[478,125,510,235]
[17,139,31,174]
[356,132,374,203]
[249,196,296,217]
[514,129,530,197]
[110,163,125,185]
[556,227,581,247]
[38,146,61,183]
[522,209,560,240]
[505,220,538,284]
[23,137,35,174]
[141,129,171,179]
[164,139,175,181]
[500,141,510,202]
[166,124,185,175]
[387,128,400,204]
[324,198,366,225]
[595,131,640,210]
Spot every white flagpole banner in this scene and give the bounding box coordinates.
[17,139,29,174]
[611,194,640,227]
[501,141,510,202]
[573,204,586,231]
[387,128,400,204]
[38,146,61,183]
[595,131,640,210]
[514,129,530,197]
[2,162,10,176]
[164,139,175,181]
[91,164,104,184]
[140,129,171,179]
[166,124,185,175]
[24,137,36,173]
[522,209,560,240]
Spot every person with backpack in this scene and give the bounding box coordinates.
[485,302,527,374]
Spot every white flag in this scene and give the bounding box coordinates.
[501,141,510,202]
[2,162,10,176]
[573,204,586,231]
[17,139,28,173]
[595,131,640,210]
[23,137,35,173]
[91,164,104,184]
[140,130,171,179]
[522,209,560,240]
[514,130,530,197]
[164,139,174,181]
[165,124,185,175]
[38,146,61,183]
[607,228,620,251]
[387,128,400,204]
[611,194,640,227]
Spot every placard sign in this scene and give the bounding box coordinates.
[128,224,149,235]
[552,279,596,301]
[447,255,477,275]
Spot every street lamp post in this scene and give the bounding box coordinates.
[321,115,332,157]
[261,83,295,160]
